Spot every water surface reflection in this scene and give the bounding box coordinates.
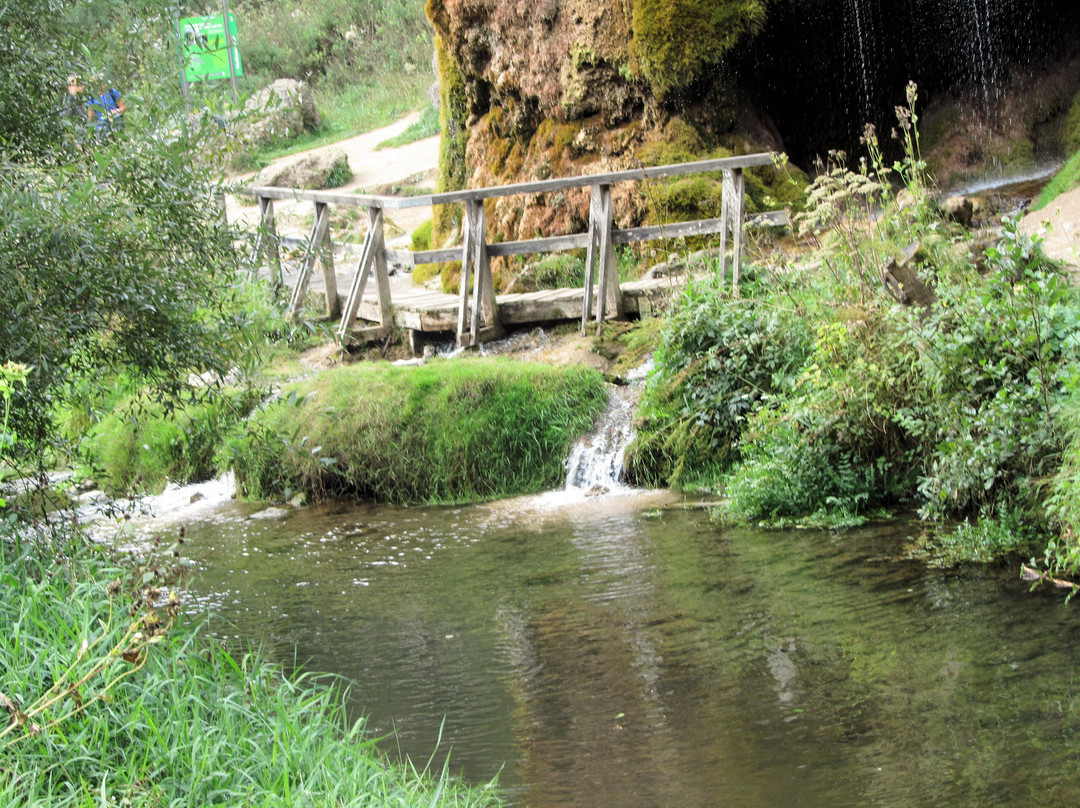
[133,490,1080,807]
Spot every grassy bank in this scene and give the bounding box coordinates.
[1035,148,1080,210]
[0,527,500,807]
[228,359,609,504]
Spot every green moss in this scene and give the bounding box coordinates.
[638,129,807,222]
[629,0,768,98]
[432,33,468,242]
[551,121,582,158]
[636,117,705,166]
[440,260,463,293]
[410,218,433,251]
[412,262,441,286]
[646,175,723,223]
[488,135,512,176]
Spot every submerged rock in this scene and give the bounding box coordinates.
[249,506,290,521]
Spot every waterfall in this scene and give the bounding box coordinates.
[564,360,652,494]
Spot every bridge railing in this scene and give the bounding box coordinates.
[243,152,779,347]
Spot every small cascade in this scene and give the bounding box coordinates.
[564,359,653,495]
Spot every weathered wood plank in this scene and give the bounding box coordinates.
[423,153,777,206]
[286,202,331,317]
[243,152,776,210]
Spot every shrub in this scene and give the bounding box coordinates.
[83,387,262,496]
[625,270,813,489]
[640,85,1080,551]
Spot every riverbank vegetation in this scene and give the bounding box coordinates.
[0,521,500,807]
[630,87,1080,576]
[0,3,502,803]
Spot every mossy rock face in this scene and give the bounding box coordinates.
[430,30,468,245]
[1065,88,1080,154]
[428,0,803,267]
[629,0,768,99]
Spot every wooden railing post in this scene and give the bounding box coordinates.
[590,183,621,328]
[719,168,747,296]
[458,199,498,346]
[251,195,283,286]
[338,205,392,343]
[581,184,600,334]
[287,201,340,319]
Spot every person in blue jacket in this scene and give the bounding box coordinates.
[88,78,126,136]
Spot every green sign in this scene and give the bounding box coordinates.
[178,13,242,82]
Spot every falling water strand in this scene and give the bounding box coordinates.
[849,0,873,120]
[967,0,992,108]
[564,360,653,494]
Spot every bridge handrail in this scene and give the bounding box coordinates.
[238,151,780,348]
[240,153,777,209]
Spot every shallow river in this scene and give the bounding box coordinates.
[121,484,1080,807]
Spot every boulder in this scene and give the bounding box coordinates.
[942,194,975,228]
[255,148,351,190]
[236,78,321,147]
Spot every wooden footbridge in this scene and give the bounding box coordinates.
[243,152,778,349]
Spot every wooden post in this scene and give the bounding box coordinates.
[581,184,601,335]
[337,205,392,344]
[592,183,621,327]
[729,168,745,295]
[720,168,747,296]
[458,199,497,346]
[469,203,499,345]
[251,195,283,286]
[287,201,339,319]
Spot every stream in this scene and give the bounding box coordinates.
[97,476,1080,807]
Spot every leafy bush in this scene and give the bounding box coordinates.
[639,84,1080,555]
[625,270,812,489]
[901,222,1078,522]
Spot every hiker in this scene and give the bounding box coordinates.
[87,78,126,136]
[63,74,87,121]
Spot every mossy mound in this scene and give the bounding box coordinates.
[228,359,608,504]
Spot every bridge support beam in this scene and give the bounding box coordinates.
[338,205,393,344]
[251,195,283,287]
[582,183,623,335]
[287,201,340,320]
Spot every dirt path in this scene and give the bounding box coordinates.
[1022,186,1080,271]
[226,112,440,249]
